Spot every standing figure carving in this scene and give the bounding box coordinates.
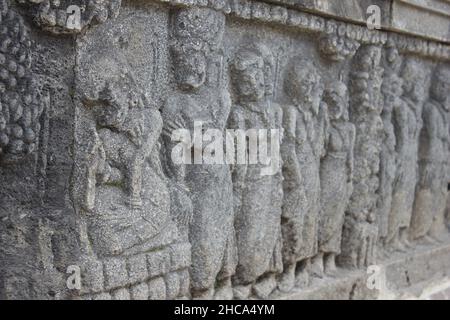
[377,43,401,254]
[411,66,450,242]
[228,43,284,299]
[161,7,236,300]
[339,45,383,269]
[279,58,328,291]
[312,80,355,277]
[387,59,426,251]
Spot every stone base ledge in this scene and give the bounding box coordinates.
[275,234,450,300]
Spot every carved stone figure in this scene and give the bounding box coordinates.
[279,57,328,291]
[410,65,450,243]
[377,43,401,253]
[0,0,42,165]
[312,80,355,277]
[228,43,283,299]
[74,52,190,299]
[387,59,426,251]
[339,45,383,269]
[161,7,236,300]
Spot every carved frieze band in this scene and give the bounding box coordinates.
[16,0,450,61]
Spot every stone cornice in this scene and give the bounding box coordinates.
[17,0,450,61]
[154,0,450,61]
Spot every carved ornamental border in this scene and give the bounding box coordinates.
[19,0,450,61]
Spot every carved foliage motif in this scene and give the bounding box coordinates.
[0,0,42,164]
[318,33,360,62]
[339,45,384,269]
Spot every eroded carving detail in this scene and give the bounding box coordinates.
[312,80,355,277]
[162,7,236,300]
[318,33,360,62]
[339,45,384,269]
[377,42,401,253]
[279,58,328,291]
[75,53,190,299]
[228,42,283,299]
[387,58,427,251]
[411,65,450,243]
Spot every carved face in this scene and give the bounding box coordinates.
[232,54,265,102]
[91,83,130,128]
[401,61,426,103]
[325,82,348,120]
[431,74,450,105]
[172,45,207,91]
[288,64,323,113]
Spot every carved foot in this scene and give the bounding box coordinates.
[295,260,310,289]
[233,284,252,300]
[324,253,338,277]
[192,288,214,300]
[417,235,438,246]
[253,274,277,299]
[295,270,310,288]
[400,238,413,249]
[277,265,295,293]
[310,253,324,279]
[389,236,406,253]
[214,278,233,300]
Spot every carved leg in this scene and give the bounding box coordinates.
[233,284,252,299]
[324,253,338,276]
[295,259,310,288]
[399,228,413,249]
[417,234,438,246]
[253,273,277,299]
[358,235,368,268]
[84,165,97,211]
[376,238,389,260]
[278,263,295,293]
[128,157,144,209]
[389,232,406,253]
[310,252,324,278]
[367,232,377,266]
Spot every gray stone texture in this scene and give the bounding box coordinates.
[0,0,450,300]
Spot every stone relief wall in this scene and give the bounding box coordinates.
[0,0,449,299]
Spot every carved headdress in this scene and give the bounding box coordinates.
[171,7,225,54]
[232,42,275,97]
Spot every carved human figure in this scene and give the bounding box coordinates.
[161,7,236,300]
[228,43,283,299]
[312,80,355,277]
[410,66,450,242]
[279,58,328,291]
[387,59,426,251]
[81,68,171,257]
[377,44,400,253]
[339,45,383,269]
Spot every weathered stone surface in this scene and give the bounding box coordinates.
[0,0,449,300]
